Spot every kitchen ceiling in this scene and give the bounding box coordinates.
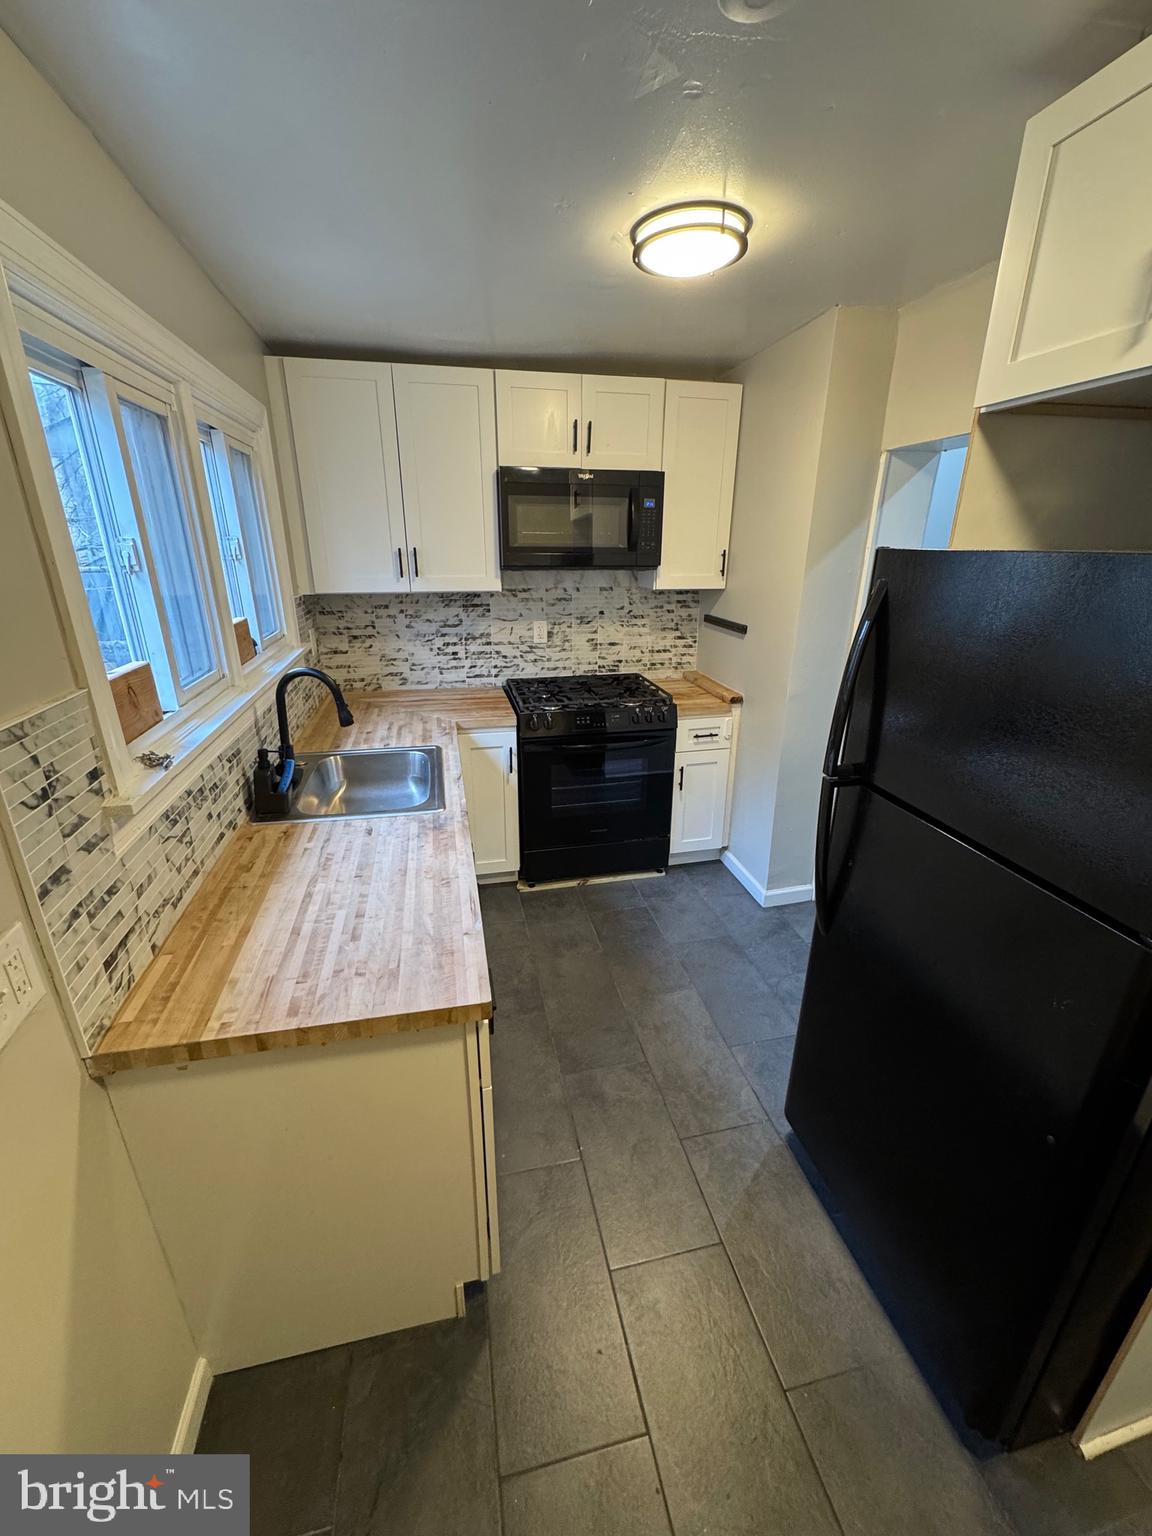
[0,0,1147,374]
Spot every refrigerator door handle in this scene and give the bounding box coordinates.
[815,578,888,933]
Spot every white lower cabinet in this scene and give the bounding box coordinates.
[671,745,730,855]
[459,728,519,877]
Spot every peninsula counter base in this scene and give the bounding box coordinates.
[106,1022,498,1373]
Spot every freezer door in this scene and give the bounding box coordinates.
[843,550,1152,935]
[786,787,1152,1444]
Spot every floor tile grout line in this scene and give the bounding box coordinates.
[573,1153,679,1536]
[484,1291,507,1536]
[609,1240,723,1274]
[499,1432,654,1485]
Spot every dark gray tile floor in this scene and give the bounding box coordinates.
[197,861,1152,1536]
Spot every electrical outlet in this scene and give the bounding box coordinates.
[533,620,548,645]
[0,922,47,1054]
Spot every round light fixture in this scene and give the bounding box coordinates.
[630,200,752,279]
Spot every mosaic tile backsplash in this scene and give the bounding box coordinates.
[0,674,327,1052]
[302,573,701,690]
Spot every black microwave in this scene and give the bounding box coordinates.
[498,468,664,569]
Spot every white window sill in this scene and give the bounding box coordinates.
[102,642,308,828]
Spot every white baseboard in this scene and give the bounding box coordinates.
[171,1357,213,1454]
[720,851,813,910]
[1076,1413,1152,1460]
[762,881,815,909]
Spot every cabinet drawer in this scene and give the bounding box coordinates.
[676,716,732,752]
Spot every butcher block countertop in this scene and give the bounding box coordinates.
[88,709,490,1077]
[87,669,740,1077]
[354,670,740,726]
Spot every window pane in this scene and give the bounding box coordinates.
[28,371,140,671]
[228,447,281,644]
[200,439,247,621]
[120,400,216,689]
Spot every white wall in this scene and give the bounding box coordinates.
[0,838,198,1451]
[883,264,997,449]
[697,312,836,899]
[0,30,279,1451]
[699,307,896,902]
[767,308,896,892]
[0,31,266,403]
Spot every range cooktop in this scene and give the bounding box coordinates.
[504,672,677,737]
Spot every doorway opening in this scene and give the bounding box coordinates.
[855,433,969,612]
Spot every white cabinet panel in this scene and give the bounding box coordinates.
[581,375,666,469]
[657,380,742,590]
[283,359,406,592]
[393,364,500,592]
[978,37,1152,406]
[495,370,582,467]
[459,728,519,877]
[671,748,729,855]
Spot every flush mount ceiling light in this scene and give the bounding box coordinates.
[630,200,752,279]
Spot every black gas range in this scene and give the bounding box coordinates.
[504,674,677,884]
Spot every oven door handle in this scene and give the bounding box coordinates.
[520,734,673,753]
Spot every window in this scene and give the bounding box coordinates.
[28,368,141,671]
[198,428,283,661]
[24,332,291,756]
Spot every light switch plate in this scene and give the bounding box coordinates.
[532,620,548,645]
[0,921,47,1054]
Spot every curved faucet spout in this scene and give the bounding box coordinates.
[274,667,354,764]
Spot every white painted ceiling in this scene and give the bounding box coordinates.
[1,0,1149,373]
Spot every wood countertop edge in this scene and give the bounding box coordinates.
[681,669,744,705]
[86,999,493,1079]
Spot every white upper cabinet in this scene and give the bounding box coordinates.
[282,359,406,592]
[977,36,1152,407]
[656,380,742,590]
[581,375,665,469]
[494,371,582,467]
[390,364,500,593]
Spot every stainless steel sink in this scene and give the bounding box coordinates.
[264,746,445,822]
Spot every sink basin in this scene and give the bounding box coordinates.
[265,746,446,822]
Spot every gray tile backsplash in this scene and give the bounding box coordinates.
[0,674,328,1052]
[303,573,701,689]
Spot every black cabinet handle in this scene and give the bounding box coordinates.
[411,546,420,578]
[678,765,684,791]
[720,547,727,577]
[572,417,578,454]
[396,547,404,580]
[508,746,514,775]
[586,419,592,456]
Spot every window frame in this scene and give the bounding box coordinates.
[1,269,302,816]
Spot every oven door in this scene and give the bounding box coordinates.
[518,732,675,880]
[499,470,639,568]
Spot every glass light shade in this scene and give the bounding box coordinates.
[631,202,751,278]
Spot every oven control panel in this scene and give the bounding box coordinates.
[521,705,676,735]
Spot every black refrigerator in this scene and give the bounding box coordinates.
[785,549,1152,1450]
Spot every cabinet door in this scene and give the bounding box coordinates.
[581,376,666,469]
[283,359,407,593]
[495,370,582,467]
[656,380,742,590]
[459,729,519,876]
[392,365,500,592]
[670,749,729,855]
[977,38,1152,407]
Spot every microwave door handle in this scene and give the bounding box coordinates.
[627,488,638,551]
